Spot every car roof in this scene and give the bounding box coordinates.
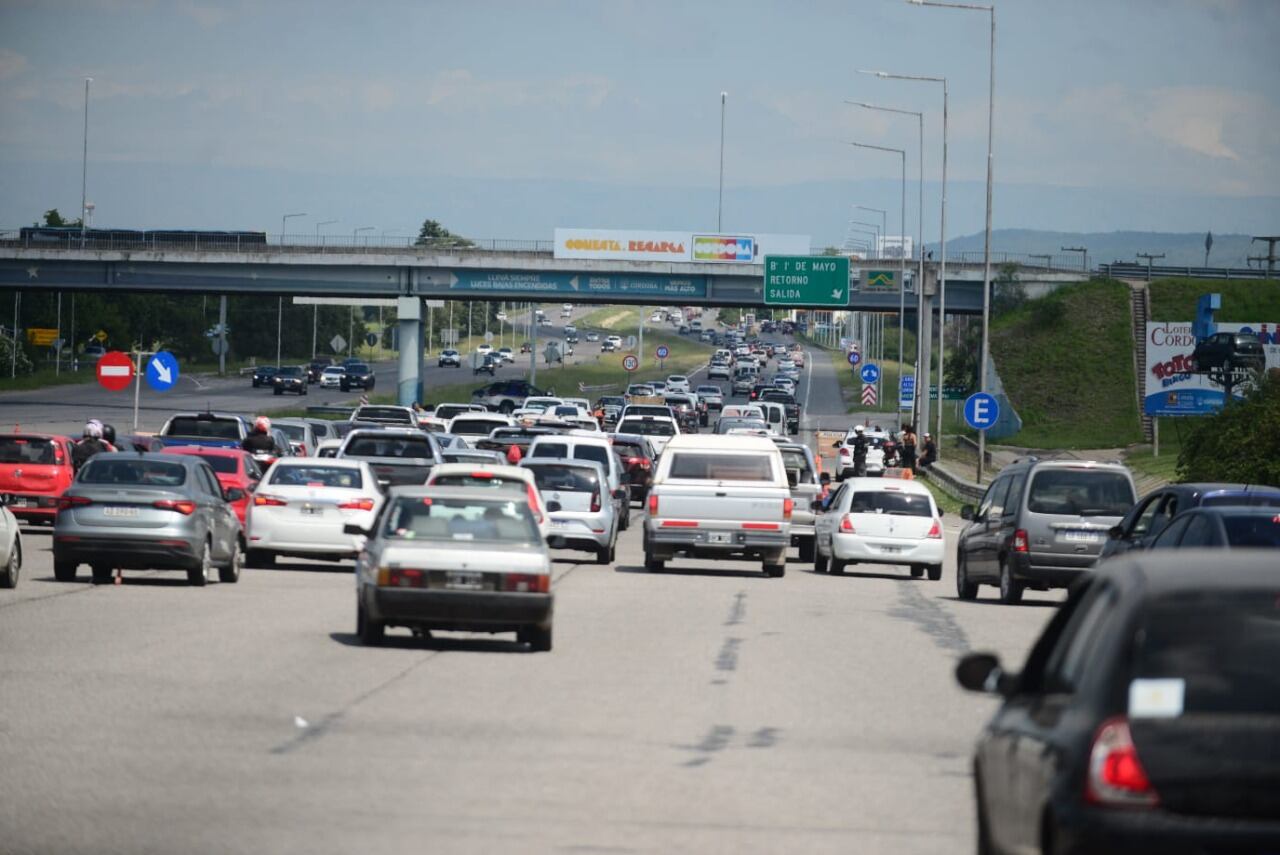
[1097,550,1280,596]
[274,456,363,468]
[840,476,931,496]
[520,458,606,473]
[429,463,532,481]
[385,485,526,502]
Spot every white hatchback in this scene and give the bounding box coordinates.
[813,477,944,580]
[319,366,346,388]
[246,459,382,566]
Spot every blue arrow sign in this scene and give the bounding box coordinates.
[964,392,1000,430]
[846,351,861,366]
[655,345,669,359]
[146,350,180,392]
[860,363,880,384]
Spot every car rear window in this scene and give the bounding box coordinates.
[355,407,412,423]
[270,465,363,489]
[434,405,472,420]
[849,490,933,517]
[343,436,435,459]
[382,496,538,543]
[275,424,307,441]
[1221,513,1280,547]
[780,449,813,477]
[431,474,526,490]
[1027,469,1134,516]
[618,419,676,437]
[573,446,610,468]
[164,416,241,440]
[1133,589,1280,715]
[0,437,58,464]
[1202,494,1280,508]
[668,452,774,482]
[80,459,187,486]
[450,419,505,436]
[528,442,569,459]
[179,454,239,474]
[524,464,598,493]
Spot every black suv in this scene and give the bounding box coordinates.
[1191,331,1264,372]
[251,365,278,388]
[339,363,375,391]
[272,366,307,396]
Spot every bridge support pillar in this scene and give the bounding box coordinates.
[396,297,422,406]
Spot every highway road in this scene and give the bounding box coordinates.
[0,342,1062,855]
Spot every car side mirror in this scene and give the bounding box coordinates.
[960,504,975,520]
[955,653,1010,696]
[547,500,562,513]
[1108,525,1124,541]
[343,522,370,537]
[612,488,627,500]
[831,441,843,449]
[224,488,245,502]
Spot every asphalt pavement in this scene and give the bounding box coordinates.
[0,342,1062,854]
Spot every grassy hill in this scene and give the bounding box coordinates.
[1148,277,1280,322]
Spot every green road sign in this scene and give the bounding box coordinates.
[929,385,969,400]
[764,256,850,307]
[862,269,899,292]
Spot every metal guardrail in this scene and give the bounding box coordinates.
[920,464,985,504]
[945,250,1088,272]
[1098,262,1273,281]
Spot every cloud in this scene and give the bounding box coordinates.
[0,49,28,80]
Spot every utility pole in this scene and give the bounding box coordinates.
[1061,245,1088,272]
[1137,252,1165,282]
[1250,236,1279,278]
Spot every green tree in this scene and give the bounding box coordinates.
[992,262,1026,316]
[414,219,474,249]
[38,208,82,228]
[1177,371,1280,486]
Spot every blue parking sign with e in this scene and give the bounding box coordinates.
[964,392,1000,430]
[860,364,879,384]
[847,351,861,366]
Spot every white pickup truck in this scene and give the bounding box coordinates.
[643,434,792,577]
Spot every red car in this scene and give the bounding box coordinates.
[160,446,262,525]
[0,434,77,524]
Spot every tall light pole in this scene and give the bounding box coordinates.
[316,219,337,242]
[850,219,882,254]
[1062,245,1088,272]
[311,220,337,357]
[849,141,907,400]
[354,226,374,245]
[847,99,927,432]
[718,91,727,232]
[908,0,995,481]
[860,69,949,451]
[856,205,887,255]
[279,213,306,368]
[80,77,92,248]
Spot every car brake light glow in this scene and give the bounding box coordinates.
[1086,717,1158,808]
[783,498,794,521]
[661,520,698,528]
[502,573,550,594]
[590,491,601,513]
[927,519,942,539]
[153,499,196,515]
[56,495,92,510]
[469,471,494,479]
[839,514,856,533]
[253,495,288,507]
[1013,529,1029,552]
[648,494,658,516]
[338,498,376,511]
[377,567,427,588]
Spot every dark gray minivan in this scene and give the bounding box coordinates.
[956,458,1136,604]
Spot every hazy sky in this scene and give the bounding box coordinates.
[1,0,1278,242]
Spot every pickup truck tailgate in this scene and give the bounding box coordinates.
[651,484,789,523]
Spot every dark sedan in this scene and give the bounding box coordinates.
[957,551,1280,855]
[251,365,278,388]
[271,366,308,396]
[1190,331,1264,372]
[340,363,376,391]
[1148,505,1280,549]
[1099,483,1280,561]
[306,360,331,383]
[608,433,656,502]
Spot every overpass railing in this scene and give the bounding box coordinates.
[1098,262,1274,281]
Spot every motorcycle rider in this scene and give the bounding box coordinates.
[71,420,109,471]
[241,416,278,455]
[850,424,869,477]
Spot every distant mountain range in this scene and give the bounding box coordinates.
[923,229,1268,270]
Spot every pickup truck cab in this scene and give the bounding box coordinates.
[337,429,443,487]
[643,435,792,577]
[157,412,249,449]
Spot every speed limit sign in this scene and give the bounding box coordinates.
[622,354,639,372]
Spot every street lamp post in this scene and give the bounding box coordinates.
[80,77,92,249]
[908,0,995,481]
[849,141,907,404]
[718,92,727,232]
[850,219,882,253]
[860,69,949,453]
[279,213,307,368]
[1062,245,1088,272]
[312,220,337,357]
[856,205,887,256]
[354,226,374,246]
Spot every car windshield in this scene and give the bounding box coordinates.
[0,437,58,465]
[1027,469,1135,516]
[618,419,676,437]
[849,490,932,517]
[1133,589,1280,715]
[381,496,539,543]
[1221,513,1280,547]
[269,464,363,488]
[524,464,598,494]
[668,452,774,482]
[164,416,241,440]
[80,458,187,486]
[275,423,307,441]
[343,436,435,459]
[348,364,370,373]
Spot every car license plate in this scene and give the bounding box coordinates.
[1062,530,1100,543]
[879,545,902,554]
[102,506,139,518]
[708,532,732,544]
[445,571,484,591]
[6,495,30,507]
[301,504,323,516]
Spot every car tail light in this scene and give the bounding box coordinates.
[1086,717,1158,808]
[153,499,196,515]
[1013,529,1029,553]
[783,498,794,521]
[253,494,288,507]
[470,471,494,479]
[377,567,427,588]
[927,519,942,539]
[503,573,551,593]
[54,446,66,465]
[839,514,856,533]
[590,490,601,513]
[338,498,376,511]
[648,494,658,516]
[525,483,543,524]
[56,495,92,510]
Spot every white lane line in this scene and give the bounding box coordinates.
[800,350,814,430]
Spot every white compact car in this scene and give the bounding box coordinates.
[813,476,944,580]
[246,459,383,566]
[425,463,549,540]
[319,366,346,388]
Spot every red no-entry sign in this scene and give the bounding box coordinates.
[96,350,134,391]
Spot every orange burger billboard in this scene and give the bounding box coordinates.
[554,228,808,264]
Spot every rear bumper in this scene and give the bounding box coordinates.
[1011,553,1095,588]
[647,522,789,557]
[53,534,198,569]
[1051,800,1280,855]
[545,514,611,551]
[2,494,60,521]
[365,586,553,631]
[831,534,944,566]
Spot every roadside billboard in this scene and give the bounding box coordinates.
[554,228,809,264]
[1143,321,1280,416]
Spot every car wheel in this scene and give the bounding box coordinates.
[301,388,307,396]
[999,559,1024,605]
[246,549,275,568]
[356,599,384,646]
[1,541,20,588]
[595,542,612,565]
[91,563,113,585]
[54,560,77,582]
[644,550,664,572]
[764,563,785,578]
[498,400,515,415]
[525,624,552,652]
[619,506,630,531]
[956,554,979,600]
[829,558,846,575]
[797,537,815,563]
[188,540,212,587]
[273,388,282,396]
[340,381,349,392]
[219,539,244,583]
[813,544,828,573]
[927,563,943,582]
[910,564,924,578]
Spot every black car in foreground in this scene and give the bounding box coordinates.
[339,363,375,391]
[957,551,1280,855]
[271,366,307,396]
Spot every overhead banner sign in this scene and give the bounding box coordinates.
[554,228,809,264]
[447,270,707,298]
[1144,321,1280,416]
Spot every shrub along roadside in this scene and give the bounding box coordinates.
[1176,372,1280,487]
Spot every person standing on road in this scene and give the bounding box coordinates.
[71,421,108,471]
[900,423,918,472]
[919,432,937,469]
[241,417,277,454]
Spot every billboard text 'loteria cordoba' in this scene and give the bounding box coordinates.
[554,228,809,264]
